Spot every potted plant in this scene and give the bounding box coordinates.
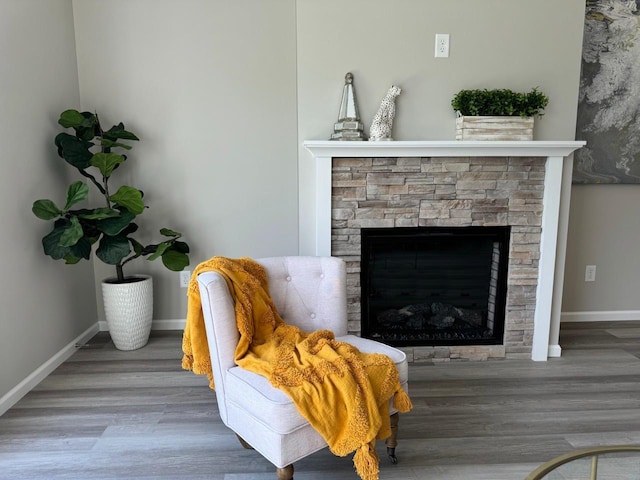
[32,109,190,350]
[451,87,549,140]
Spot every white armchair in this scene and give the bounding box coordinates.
[197,256,409,479]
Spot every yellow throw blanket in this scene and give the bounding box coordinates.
[182,256,412,480]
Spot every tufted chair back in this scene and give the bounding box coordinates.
[258,256,348,336]
[197,256,347,424]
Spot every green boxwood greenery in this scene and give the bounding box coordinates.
[32,110,190,283]
[451,88,549,117]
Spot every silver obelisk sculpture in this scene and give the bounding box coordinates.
[330,72,367,141]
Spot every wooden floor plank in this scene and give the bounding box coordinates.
[1,323,640,479]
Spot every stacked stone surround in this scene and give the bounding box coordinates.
[331,156,546,363]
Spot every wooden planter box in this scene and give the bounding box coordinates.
[455,115,534,141]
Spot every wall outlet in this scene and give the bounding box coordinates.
[435,33,450,58]
[180,270,191,288]
[585,265,596,282]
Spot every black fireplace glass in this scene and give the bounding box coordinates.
[361,226,510,346]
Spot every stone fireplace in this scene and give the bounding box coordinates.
[303,141,584,361]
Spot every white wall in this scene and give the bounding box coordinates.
[0,0,97,403]
[72,0,299,321]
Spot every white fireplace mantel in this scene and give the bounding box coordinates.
[304,140,584,159]
[303,140,585,361]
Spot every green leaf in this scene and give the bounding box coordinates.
[161,249,190,271]
[96,235,131,265]
[97,210,136,236]
[147,242,170,261]
[130,238,144,255]
[76,112,98,142]
[55,133,94,169]
[71,211,100,238]
[64,181,89,210]
[58,110,86,128]
[100,138,133,150]
[32,199,62,220]
[91,152,125,178]
[120,221,139,236]
[140,244,157,255]
[59,216,83,247]
[172,240,190,254]
[109,186,144,214]
[42,223,70,260]
[63,255,82,265]
[160,228,181,237]
[77,208,120,220]
[68,236,92,260]
[41,219,91,261]
[103,123,139,142]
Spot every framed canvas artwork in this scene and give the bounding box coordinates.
[574,0,640,184]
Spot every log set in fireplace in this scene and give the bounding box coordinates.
[361,226,510,347]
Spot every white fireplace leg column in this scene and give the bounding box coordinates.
[531,155,565,361]
[315,154,332,256]
[548,155,575,358]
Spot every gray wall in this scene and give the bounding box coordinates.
[296,0,586,255]
[72,0,299,321]
[563,185,640,313]
[0,1,97,401]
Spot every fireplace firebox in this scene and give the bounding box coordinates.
[361,226,510,347]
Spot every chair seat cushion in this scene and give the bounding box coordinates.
[225,336,408,435]
[226,366,302,434]
[336,335,408,386]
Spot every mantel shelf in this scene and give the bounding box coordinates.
[303,140,585,158]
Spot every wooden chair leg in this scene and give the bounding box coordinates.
[385,412,400,464]
[276,464,294,480]
[236,434,253,449]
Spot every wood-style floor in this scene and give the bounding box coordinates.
[1,322,640,479]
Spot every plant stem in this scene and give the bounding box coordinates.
[120,253,140,270]
[77,168,106,195]
[116,264,124,283]
[103,177,111,208]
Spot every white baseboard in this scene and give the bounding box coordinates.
[561,310,640,323]
[98,319,186,331]
[0,323,100,417]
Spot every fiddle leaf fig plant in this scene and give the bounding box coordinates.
[33,109,190,283]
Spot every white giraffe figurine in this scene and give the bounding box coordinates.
[369,85,402,141]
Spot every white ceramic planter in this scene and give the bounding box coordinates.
[101,275,153,351]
